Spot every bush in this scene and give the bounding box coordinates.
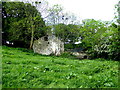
[87,25,120,60]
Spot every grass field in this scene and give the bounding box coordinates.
[2,46,119,88]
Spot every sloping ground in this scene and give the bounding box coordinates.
[2,46,119,88]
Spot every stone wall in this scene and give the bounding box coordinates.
[33,35,64,56]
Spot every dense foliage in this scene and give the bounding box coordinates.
[2,2,47,48]
[53,18,119,60]
[116,1,120,24]
[1,1,119,88]
[79,19,120,60]
[54,23,80,43]
[2,1,120,60]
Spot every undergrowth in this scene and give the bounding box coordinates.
[2,46,119,88]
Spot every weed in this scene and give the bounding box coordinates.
[2,46,119,88]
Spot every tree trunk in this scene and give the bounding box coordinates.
[30,24,34,49]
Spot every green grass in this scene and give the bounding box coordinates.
[2,46,119,88]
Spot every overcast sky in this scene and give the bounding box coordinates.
[46,0,119,21]
[12,0,119,21]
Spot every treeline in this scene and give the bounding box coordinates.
[54,19,120,60]
[2,1,49,48]
[2,1,120,60]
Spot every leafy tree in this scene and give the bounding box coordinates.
[94,24,119,59]
[2,2,47,48]
[54,23,80,44]
[80,19,107,48]
[115,1,120,24]
[79,19,108,58]
[80,19,120,60]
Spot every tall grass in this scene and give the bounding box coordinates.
[2,46,119,88]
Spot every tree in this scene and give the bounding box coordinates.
[80,19,107,48]
[20,0,49,24]
[45,4,79,25]
[95,23,119,60]
[20,0,50,49]
[61,12,79,25]
[116,1,120,24]
[45,4,80,45]
[79,19,120,60]
[54,23,80,44]
[78,19,108,58]
[2,1,47,48]
[46,4,63,25]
